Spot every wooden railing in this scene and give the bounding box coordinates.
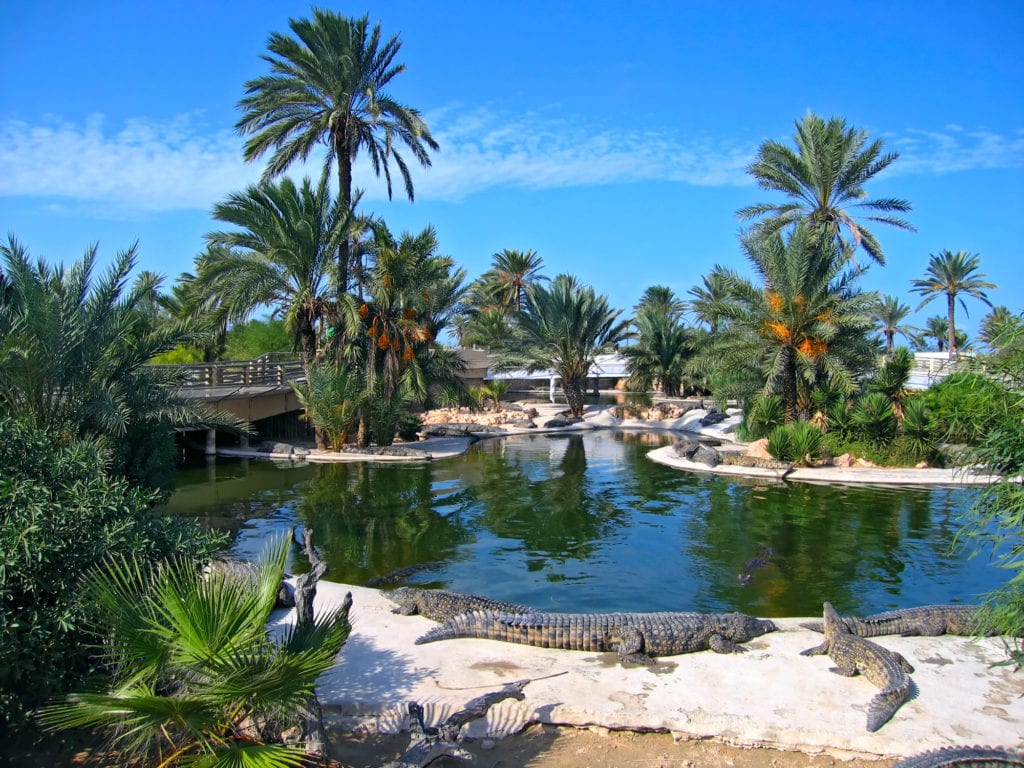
[153,356,306,390]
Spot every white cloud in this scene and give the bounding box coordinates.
[2,109,1022,215]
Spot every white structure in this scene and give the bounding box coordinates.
[486,353,629,402]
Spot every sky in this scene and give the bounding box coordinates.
[2,0,1023,343]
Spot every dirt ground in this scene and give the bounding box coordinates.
[6,725,900,767]
[329,724,898,768]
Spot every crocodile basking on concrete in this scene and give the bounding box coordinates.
[385,587,533,623]
[891,745,1024,767]
[799,604,992,637]
[415,609,777,665]
[801,601,914,732]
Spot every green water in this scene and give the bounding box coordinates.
[165,430,1003,617]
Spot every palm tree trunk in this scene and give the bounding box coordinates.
[781,347,798,423]
[357,340,375,446]
[947,292,957,359]
[335,137,353,300]
[564,376,586,418]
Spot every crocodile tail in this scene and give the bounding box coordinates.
[865,686,909,732]
[799,620,824,633]
[891,746,1024,767]
[414,610,493,645]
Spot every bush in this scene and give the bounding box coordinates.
[397,413,423,442]
[850,392,898,444]
[922,371,1018,445]
[0,418,225,739]
[743,394,785,440]
[767,421,824,466]
[900,397,939,462]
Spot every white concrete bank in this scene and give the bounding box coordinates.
[273,581,1023,761]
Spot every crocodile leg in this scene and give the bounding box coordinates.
[829,659,859,677]
[800,641,829,656]
[709,634,749,653]
[902,616,945,636]
[617,628,655,666]
[893,651,915,673]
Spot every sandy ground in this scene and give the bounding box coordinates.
[329,725,898,767]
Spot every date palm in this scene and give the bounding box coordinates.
[237,9,437,293]
[872,294,917,353]
[911,250,996,358]
[494,274,629,417]
[738,113,914,266]
[687,268,731,333]
[623,308,692,396]
[201,173,350,367]
[491,248,546,313]
[0,237,242,485]
[979,306,1022,352]
[702,223,877,422]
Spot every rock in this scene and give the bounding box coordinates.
[855,457,879,468]
[675,440,700,459]
[915,460,929,468]
[746,438,772,460]
[833,453,855,468]
[693,443,722,467]
[256,441,307,456]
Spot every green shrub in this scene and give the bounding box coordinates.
[767,421,824,466]
[397,413,424,442]
[0,417,224,739]
[224,318,294,359]
[922,371,1018,444]
[292,363,363,449]
[743,394,785,440]
[900,397,938,462]
[850,392,898,444]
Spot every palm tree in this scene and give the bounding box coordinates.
[491,249,546,313]
[700,223,877,422]
[40,535,351,767]
[687,268,731,333]
[494,274,629,417]
[345,224,452,444]
[622,309,692,396]
[635,284,686,319]
[738,113,914,265]
[910,250,996,358]
[201,173,349,367]
[872,294,917,353]
[237,9,437,293]
[979,305,1023,352]
[0,237,241,486]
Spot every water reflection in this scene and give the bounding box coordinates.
[165,431,1003,617]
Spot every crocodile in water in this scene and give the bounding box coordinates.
[891,745,1024,767]
[801,601,914,732]
[799,604,991,637]
[415,609,777,665]
[385,587,533,623]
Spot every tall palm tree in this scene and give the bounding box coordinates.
[635,284,686,319]
[237,9,437,293]
[910,250,996,358]
[872,294,917,353]
[0,238,240,458]
[700,223,877,422]
[622,309,692,396]
[491,248,546,313]
[738,113,914,265]
[201,173,348,367]
[494,274,629,417]
[41,535,351,768]
[979,305,1022,352]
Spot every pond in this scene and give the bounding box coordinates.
[164,430,1005,617]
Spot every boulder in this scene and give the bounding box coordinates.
[693,443,722,467]
[833,453,855,468]
[675,440,701,459]
[746,438,772,460]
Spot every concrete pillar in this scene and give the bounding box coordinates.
[549,376,557,403]
[240,432,249,451]
[205,429,217,455]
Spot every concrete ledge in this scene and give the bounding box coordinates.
[274,581,1023,761]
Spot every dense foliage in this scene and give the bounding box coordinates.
[0,418,224,737]
[40,535,350,767]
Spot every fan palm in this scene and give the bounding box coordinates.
[494,275,629,417]
[40,534,350,768]
[910,250,996,358]
[201,173,351,368]
[237,9,437,293]
[738,113,914,265]
[872,294,917,353]
[700,223,877,422]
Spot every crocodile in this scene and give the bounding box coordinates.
[385,587,534,623]
[415,609,777,666]
[799,604,992,637]
[801,601,914,732]
[891,745,1024,767]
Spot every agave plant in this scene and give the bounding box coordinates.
[40,534,350,768]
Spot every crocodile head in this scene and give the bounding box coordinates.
[385,586,421,615]
[724,613,777,640]
[821,601,848,639]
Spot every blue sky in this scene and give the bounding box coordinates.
[2,1,1022,342]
